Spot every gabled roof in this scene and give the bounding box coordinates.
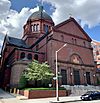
[6,36,29,48]
[53,17,92,42]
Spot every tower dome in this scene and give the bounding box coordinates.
[28,6,54,23]
[23,6,54,46]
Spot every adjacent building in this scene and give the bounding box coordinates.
[0,6,96,88]
[91,40,100,85]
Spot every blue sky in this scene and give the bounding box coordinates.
[84,25,100,41]
[10,0,38,12]
[10,0,100,41]
[10,0,53,15]
[0,0,100,48]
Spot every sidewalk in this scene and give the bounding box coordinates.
[20,96,81,103]
[0,89,17,103]
[0,88,81,103]
[0,89,15,99]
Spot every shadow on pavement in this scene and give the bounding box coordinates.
[0,88,15,99]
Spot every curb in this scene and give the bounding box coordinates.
[10,93,28,100]
[65,100,81,103]
[16,95,28,100]
[49,100,81,103]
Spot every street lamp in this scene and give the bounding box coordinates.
[55,43,67,101]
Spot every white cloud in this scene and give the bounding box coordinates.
[1,0,100,50]
[0,2,38,38]
[42,0,100,28]
[2,7,38,38]
[0,0,11,19]
[0,0,39,51]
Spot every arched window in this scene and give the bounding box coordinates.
[83,41,86,46]
[36,24,39,31]
[32,24,39,32]
[20,52,25,59]
[96,51,99,55]
[61,35,64,41]
[36,44,39,51]
[49,26,51,31]
[75,39,77,44]
[44,24,48,33]
[31,25,34,32]
[72,38,74,44]
[27,53,32,60]
[34,54,38,61]
[34,24,37,31]
[72,38,77,44]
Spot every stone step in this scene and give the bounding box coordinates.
[64,85,100,96]
[16,95,28,100]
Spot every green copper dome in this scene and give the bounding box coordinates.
[28,6,53,23]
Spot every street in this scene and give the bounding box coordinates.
[0,89,100,103]
[1,98,100,103]
[71,100,100,103]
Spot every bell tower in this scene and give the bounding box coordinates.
[22,6,54,46]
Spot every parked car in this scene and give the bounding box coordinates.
[80,91,100,101]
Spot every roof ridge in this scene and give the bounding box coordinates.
[6,36,29,48]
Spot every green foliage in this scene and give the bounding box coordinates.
[21,87,66,90]
[23,60,54,87]
[97,78,100,85]
[18,75,27,89]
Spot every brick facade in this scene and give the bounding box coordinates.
[19,90,70,99]
[0,6,96,88]
[91,40,100,85]
[10,60,30,87]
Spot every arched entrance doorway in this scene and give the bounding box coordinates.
[70,53,83,85]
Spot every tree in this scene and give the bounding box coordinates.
[18,75,27,89]
[23,60,54,87]
[97,77,100,85]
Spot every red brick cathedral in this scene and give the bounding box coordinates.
[0,6,96,88]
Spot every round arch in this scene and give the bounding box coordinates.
[20,52,25,59]
[69,53,83,64]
